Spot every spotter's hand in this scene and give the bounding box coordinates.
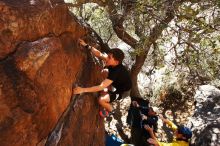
[144,125,153,132]
[159,114,164,119]
[141,114,148,120]
[132,101,139,107]
[147,138,159,145]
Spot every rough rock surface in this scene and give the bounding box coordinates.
[0,0,104,146]
[188,85,220,146]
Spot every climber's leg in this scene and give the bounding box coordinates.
[98,92,113,112]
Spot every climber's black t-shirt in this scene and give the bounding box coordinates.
[107,64,132,93]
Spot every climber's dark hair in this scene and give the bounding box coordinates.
[109,48,125,64]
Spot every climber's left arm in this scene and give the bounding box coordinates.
[73,79,113,94]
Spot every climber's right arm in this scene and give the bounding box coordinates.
[79,39,108,61]
[90,46,108,61]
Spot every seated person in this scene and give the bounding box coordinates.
[146,114,192,146]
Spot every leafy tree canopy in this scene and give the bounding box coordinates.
[66,0,220,98]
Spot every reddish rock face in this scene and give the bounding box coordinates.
[0,0,104,146]
[0,0,84,60]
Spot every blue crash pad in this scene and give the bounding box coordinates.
[106,134,124,146]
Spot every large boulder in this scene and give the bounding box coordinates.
[0,0,105,146]
[188,85,220,146]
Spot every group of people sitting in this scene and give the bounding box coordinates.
[127,97,192,146]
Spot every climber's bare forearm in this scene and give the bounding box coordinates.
[79,39,107,61]
[83,79,112,92]
[90,46,108,61]
[73,79,112,94]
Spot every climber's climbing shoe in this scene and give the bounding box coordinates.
[99,109,109,118]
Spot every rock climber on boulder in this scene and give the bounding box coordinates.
[73,39,132,117]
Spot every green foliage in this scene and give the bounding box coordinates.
[70,3,122,46]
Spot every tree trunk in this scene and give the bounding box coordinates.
[130,54,147,98]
